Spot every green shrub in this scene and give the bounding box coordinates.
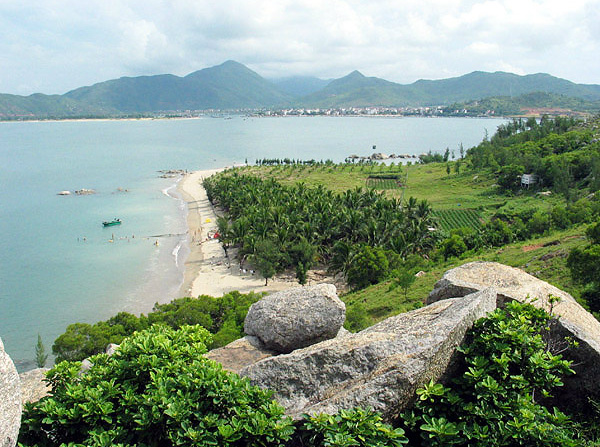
[298,407,408,447]
[344,302,370,332]
[346,245,389,290]
[440,234,468,260]
[402,301,578,446]
[21,325,294,447]
[52,291,262,362]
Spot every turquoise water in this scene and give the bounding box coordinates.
[0,116,505,370]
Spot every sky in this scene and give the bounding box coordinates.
[1,0,599,96]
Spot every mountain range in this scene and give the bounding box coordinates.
[1,60,599,118]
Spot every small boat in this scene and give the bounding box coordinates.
[102,218,122,227]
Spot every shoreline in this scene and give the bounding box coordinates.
[177,168,296,298]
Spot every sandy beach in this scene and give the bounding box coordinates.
[177,168,297,298]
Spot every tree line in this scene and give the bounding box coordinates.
[467,115,600,198]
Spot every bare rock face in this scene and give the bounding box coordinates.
[240,288,496,421]
[428,261,600,411]
[244,284,345,353]
[205,336,277,374]
[1,338,21,447]
[19,368,51,404]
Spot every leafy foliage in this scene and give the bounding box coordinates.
[52,291,262,362]
[298,407,408,447]
[346,245,390,290]
[20,325,295,447]
[35,333,48,368]
[402,301,578,446]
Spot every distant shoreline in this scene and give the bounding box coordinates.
[0,114,513,124]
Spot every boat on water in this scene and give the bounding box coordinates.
[102,218,122,227]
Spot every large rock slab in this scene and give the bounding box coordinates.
[240,288,496,421]
[1,338,21,447]
[428,261,600,411]
[244,284,345,353]
[205,336,276,374]
[19,368,51,404]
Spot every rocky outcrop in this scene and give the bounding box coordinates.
[244,284,345,353]
[206,336,277,374]
[1,338,21,447]
[19,368,50,404]
[240,288,496,421]
[428,261,600,410]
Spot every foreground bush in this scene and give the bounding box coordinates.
[20,325,294,447]
[298,407,407,447]
[402,301,579,446]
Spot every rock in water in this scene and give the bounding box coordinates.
[428,261,600,411]
[244,284,345,353]
[240,288,496,421]
[0,338,21,447]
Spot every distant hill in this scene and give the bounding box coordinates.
[411,71,600,104]
[299,70,600,108]
[296,70,422,107]
[1,61,599,119]
[0,93,119,118]
[64,61,293,112]
[271,76,331,97]
[445,91,600,116]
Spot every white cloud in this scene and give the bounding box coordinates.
[0,0,598,95]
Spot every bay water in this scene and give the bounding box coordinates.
[0,116,505,370]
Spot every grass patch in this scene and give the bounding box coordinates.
[238,162,561,221]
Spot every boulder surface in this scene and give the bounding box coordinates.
[205,336,276,374]
[428,261,600,410]
[1,338,21,447]
[240,288,496,421]
[244,283,345,353]
[19,368,51,404]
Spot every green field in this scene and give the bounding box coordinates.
[240,161,560,218]
[433,209,483,232]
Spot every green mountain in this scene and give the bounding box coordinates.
[445,91,600,116]
[1,61,599,119]
[64,61,293,112]
[411,71,600,104]
[298,70,600,108]
[271,76,331,97]
[0,93,118,118]
[296,71,421,107]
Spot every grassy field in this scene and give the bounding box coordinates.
[240,161,562,220]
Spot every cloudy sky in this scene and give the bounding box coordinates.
[1,0,599,95]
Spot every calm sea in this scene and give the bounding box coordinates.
[0,116,506,370]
